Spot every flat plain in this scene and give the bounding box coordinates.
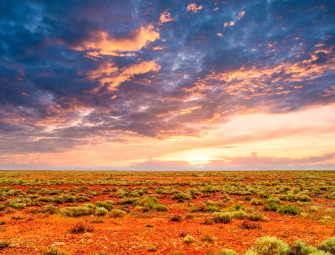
[0,171,334,255]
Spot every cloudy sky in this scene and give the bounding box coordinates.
[1,0,335,170]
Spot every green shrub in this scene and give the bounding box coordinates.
[172,192,192,201]
[60,205,94,217]
[135,196,158,209]
[64,196,76,203]
[96,201,114,211]
[251,199,264,205]
[153,204,168,212]
[280,193,311,202]
[148,245,157,252]
[7,198,30,209]
[278,205,301,215]
[212,212,233,224]
[37,197,54,203]
[91,218,104,224]
[265,202,280,212]
[42,205,59,214]
[290,240,318,255]
[318,238,335,254]
[244,249,257,255]
[253,236,289,255]
[247,211,269,222]
[207,206,220,212]
[43,248,68,255]
[130,191,140,197]
[95,207,108,216]
[216,249,238,255]
[108,209,126,218]
[119,197,137,205]
[309,251,332,255]
[116,188,129,198]
[183,235,195,244]
[52,196,65,204]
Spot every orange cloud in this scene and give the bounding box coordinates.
[237,10,245,20]
[88,61,161,92]
[159,10,174,24]
[186,3,203,13]
[71,25,160,56]
[152,46,166,50]
[192,46,335,99]
[180,105,201,115]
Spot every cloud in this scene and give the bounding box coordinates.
[1,0,335,169]
[159,10,175,24]
[237,10,245,21]
[186,3,203,13]
[88,60,161,92]
[70,25,160,56]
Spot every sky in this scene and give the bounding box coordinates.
[0,0,335,170]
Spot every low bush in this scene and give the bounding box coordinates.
[278,205,301,215]
[95,207,108,216]
[216,249,238,255]
[291,240,318,255]
[172,192,192,201]
[265,202,280,212]
[90,218,104,224]
[207,205,220,212]
[247,211,269,222]
[251,199,264,205]
[43,248,68,255]
[148,245,157,252]
[153,204,169,212]
[318,237,335,254]
[96,201,114,211]
[60,205,94,217]
[7,198,30,209]
[212,212,233,224]
[253,236,289,255]
[108,209,126,218]
[183,235,195,244]
[42,205,59,214]
[69,222,94,233]
[245,195,252,201]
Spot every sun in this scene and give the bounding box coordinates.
[189,155,211,166]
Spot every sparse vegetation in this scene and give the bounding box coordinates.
[0,171,334,254]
